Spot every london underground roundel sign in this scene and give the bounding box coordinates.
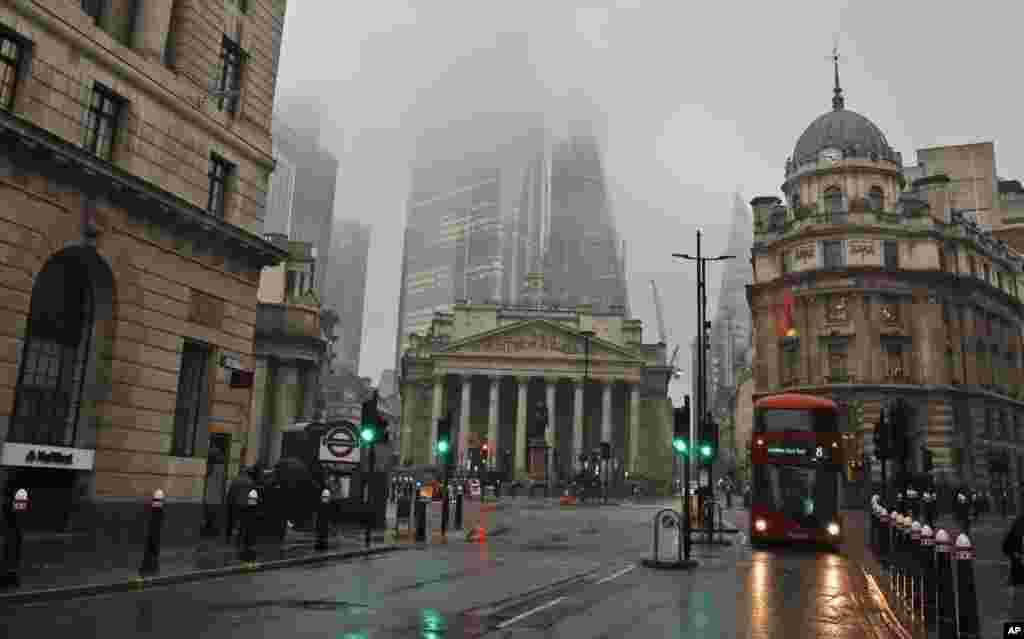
[319,423,360,464]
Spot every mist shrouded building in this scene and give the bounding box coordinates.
[396,117,629,362]
[325,221,371,373]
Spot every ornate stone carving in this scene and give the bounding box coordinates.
[826,295,849,323]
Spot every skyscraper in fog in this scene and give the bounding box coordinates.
[324,221,371,374]
[396,117,629,363]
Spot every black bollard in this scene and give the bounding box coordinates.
[440,487,450,537]
[2,488,28,588]
[242,489,259,561]
[953,533,980,639]
[919,524,936,626]
[415,497,427,542]
[892,514,903,600]
[315,489,330,552]
[454,490,464,531]
[139,489,165,574]
[878,508,891,564]
[934,529,957,639]
[910,521,922,617]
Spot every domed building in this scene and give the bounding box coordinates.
[748,64,1024,506]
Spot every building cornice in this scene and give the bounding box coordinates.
[0,109,287,270]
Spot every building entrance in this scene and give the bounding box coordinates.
[5,467,77,532]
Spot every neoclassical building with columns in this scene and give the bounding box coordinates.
[399,276,675,490]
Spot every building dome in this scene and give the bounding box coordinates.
[786,55,899,173]
[791,108,896,167]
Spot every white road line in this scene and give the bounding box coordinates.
[496,597,566,629]
[594,565,636,585]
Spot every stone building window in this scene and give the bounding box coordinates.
[0,27,26,111]
[826,341,849,383]
[207,153,234,218]
[10,257,94,447]
[822,240,845,269]
[172,341,211,457]
[83,83,124,161]
[824,187,846,222]
[884,342,907,382]
[781,340,800,385]
[80,0,103,24]
[868,186,884,212]
[883,241,899,270]
[217,36,246,115]
[826,295,849,323]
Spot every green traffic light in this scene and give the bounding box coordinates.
[699,444,712,458]
[436,440,450,454]
[673,438,688,454]
[361,427,375,443]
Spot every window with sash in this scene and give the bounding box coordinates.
[172,341,210,457]
[83,83,124,161]
[216,36,245,114]
[827,341,849,382]
[0,27,26,110]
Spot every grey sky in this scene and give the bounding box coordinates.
[274,1,1024,389]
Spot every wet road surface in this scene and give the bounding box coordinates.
[0,501,912,637]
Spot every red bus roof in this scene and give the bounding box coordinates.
[754,393,838,411]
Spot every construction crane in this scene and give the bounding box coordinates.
[669,345,681,378]
[649,280,668,345]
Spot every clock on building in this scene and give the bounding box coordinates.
[819,148,842,163]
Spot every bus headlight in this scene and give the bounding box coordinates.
[754,518,767,532]
[827,522,840,536]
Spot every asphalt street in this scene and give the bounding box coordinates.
[0,499,914,638]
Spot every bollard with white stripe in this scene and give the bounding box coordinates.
[934,529,956,639]
[954,533,980,639]
[139,489,165,574]
[919,524,935,626]
[910,520,922,615]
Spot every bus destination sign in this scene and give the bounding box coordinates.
[765,444,830,461]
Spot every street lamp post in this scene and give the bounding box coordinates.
[674,230,735,540]
[581,330,595,493]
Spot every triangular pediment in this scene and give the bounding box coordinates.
[442,319,639,361]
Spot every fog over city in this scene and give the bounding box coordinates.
[273,1,1024,392]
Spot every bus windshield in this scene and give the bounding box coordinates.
[757,408,838,433]
[752,464,839,528]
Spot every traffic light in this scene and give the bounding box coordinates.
[436,413,453,462]
[481,443,489,461]
[376,415,390,444]
[698,414,718,462]
[673,396,691,455]
[360,390,379,446]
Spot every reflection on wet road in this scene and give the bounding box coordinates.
[0,503,911,638]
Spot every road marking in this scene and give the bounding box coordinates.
[594,565,635,585]
[496,597,566,628]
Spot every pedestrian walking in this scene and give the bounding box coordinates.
[225,466,258,544]
[1003,507,1024,586]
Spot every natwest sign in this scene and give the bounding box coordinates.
[1,442,95,470]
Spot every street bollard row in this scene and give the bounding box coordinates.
[869,499,981,639]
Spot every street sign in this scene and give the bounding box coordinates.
[319,423,361,464]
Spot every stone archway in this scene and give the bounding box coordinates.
[4,244,116,531]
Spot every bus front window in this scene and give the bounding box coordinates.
[754,465,837,527]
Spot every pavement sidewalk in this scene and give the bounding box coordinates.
[0,526,403,606]
[850,510,1024,639]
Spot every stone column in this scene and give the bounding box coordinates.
[459,375,472,470]
[573,379,584,472]
[430,375,444,465]
[269,362,300,466]
[601,380,613,445]
[545,378,557,481]
[515,376,529,479]
[628,383,640,475]
[488,376,500,470]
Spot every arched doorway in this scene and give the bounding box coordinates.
[5,246,113,532]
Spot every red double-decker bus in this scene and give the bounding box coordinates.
[749,393,844,551]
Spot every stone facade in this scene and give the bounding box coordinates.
[748,78,1024,509]
[0,1,287,541]
[248,238,328,469]
[399,281,674,491]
